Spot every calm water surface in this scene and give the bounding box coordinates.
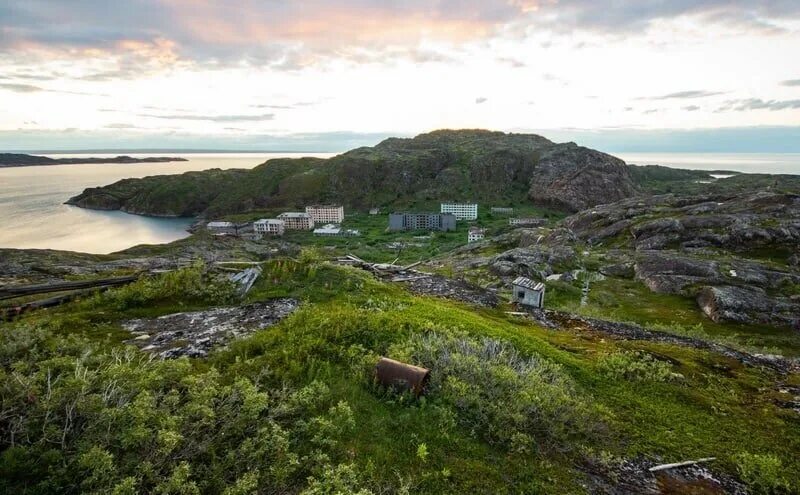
[0,153,334,254]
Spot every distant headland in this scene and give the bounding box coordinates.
[0,153,188,168]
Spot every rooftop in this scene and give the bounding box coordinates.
[207,221,235,228]
[512,276,544,291]
[278,212,312,218]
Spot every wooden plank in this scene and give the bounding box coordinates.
[0,275,137,300]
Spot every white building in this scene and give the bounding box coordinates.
[253,219,285,236]
[468,227,486,243]
[313,224,360,237]
[306,205,344,224]
[278,212,314,230]
[440,202,478,221]
[511,277,545,308]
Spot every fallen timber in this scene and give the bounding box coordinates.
[1,286,118,321]
[0,275,138,300]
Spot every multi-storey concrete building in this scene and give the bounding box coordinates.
[388,212,456,232]
[467,227,486,243]
[253,219,285,236]
[305,205,344,224]
[277,212,314,230]
[440,202,478,220]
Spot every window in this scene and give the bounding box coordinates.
[518,291,525,298]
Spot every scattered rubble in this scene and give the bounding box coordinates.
[582,456,747,495]
[124,298,299,359]
[520,308,800,375]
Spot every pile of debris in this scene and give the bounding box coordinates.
[124,298,299,359]
[336,255,499,307]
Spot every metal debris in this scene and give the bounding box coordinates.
[374,357,430,396]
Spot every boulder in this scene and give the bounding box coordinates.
[697,286,800,327]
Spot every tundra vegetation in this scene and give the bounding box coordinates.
[2,257,799,494]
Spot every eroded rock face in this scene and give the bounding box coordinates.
[697,286,800,328]
[124,299,299,359]
[488,246,577,280]
[564,192,800,252]
[529,143,638,212]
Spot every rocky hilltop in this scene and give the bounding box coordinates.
[66,129,638,217]
[0,153,187,167]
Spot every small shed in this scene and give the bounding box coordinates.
[512,276,545,308]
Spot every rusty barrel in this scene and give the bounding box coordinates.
[374,357,430,396]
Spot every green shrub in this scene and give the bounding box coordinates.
[733,452,792,494]
[597,351,676,383]
[389,331,599,452]
[92,261,236,311]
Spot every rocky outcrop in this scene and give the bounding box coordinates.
[488,246,577,280]
[697,286,799,328]
[529,143,638,212]
[564,192,800,254]
[124,299,299,358]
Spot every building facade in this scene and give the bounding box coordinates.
[277,212,314,230]
[511,276,545,308]
[440,202,478,221]
[206,221,237,235]
[491,207,514,215]
[313,224,360,237]
[305,205,344,224]
[467,227,486,243]
[509,217,546,227]
[388,212,457,232]
[253,219,285,236]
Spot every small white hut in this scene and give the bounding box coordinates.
[511,276,545,308]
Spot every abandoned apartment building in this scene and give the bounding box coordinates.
[277,212,315,230]
[440,202,478,221]
[253,218,285,236]
[305,204,344,224]
[512,276,545,308]
[388,212,457,232]
[468,227,486,242]
[491,207,514,215]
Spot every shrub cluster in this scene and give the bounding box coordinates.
[389,331,599,453]
[91,262,236,311]
[597,350,677,383]
[0,326,369,494]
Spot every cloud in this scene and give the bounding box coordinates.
[683,105,700,111]
[640,90,725,100]
[475,97,487,104]
[104,123,139,129]
[782,79,800,87]
[0,83,44,93]
[252,100,321,110]
[1,1,799,74]
[140,112,276,122]
[716,98,800,112]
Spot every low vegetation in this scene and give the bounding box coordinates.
[2,259,799,493]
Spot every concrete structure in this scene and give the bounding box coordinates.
[511,276,545,308]
[388,212,456,232]
[306,205,344,224]
[369,207,380,215]
[491,207,514,215]
[313,223,359,237]
[278,212,314,230]
[440,202,478,221]
[206,221,237,235]
[468,227,486,243]
[253,219,285,236]
[509,217,546,227]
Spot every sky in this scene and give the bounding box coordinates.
[1,1,800,152]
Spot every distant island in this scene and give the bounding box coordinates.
[0,153,188,168]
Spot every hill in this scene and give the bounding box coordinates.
[66,129,638,217]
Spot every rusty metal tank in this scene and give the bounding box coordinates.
[374,357,430,396]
